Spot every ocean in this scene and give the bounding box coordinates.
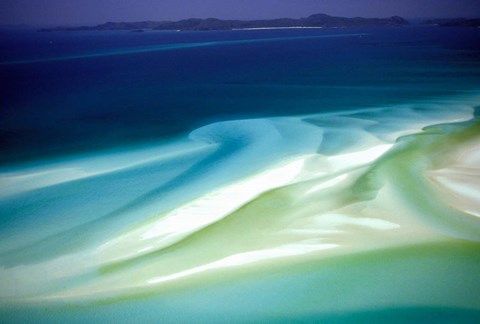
[0,26,480,322]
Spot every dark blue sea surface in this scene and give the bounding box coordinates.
[1,27,479,164]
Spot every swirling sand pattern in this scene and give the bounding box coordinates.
[1,97,480,321]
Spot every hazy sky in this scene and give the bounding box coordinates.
[1,0,480,26]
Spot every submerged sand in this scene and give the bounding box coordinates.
[0,97,479,316]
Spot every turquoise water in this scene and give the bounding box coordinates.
[1,26,480,322]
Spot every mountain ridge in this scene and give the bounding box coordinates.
[39,13,409,32]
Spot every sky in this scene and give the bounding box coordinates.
[1,0,480,26]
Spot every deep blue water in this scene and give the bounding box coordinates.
[1,26,480,164]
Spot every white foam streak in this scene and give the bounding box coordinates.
[141,159,304,241]
[305,174,348,194]
[427,140,480,218]
[326,144,393,168]
[313,214,400,230]
[0,141,208,197]
[148,243,337,285]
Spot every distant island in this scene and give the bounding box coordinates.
[422,18,480,27]
[39,13,409,32]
